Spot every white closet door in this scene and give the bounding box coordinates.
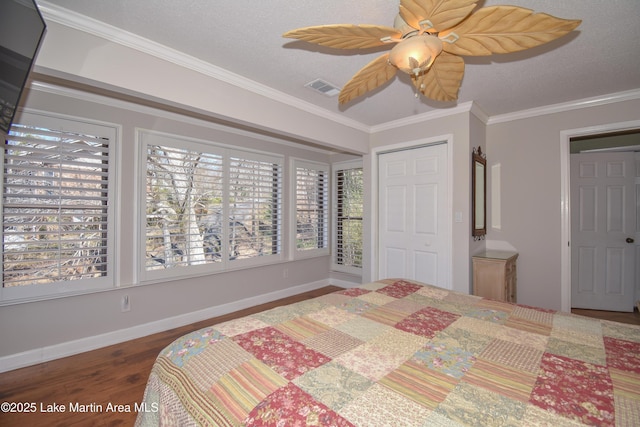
[378,143,450,288]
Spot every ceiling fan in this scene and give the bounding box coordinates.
[283,0,581,105]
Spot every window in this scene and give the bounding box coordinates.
[229,155,282,260]
[2,115,115,300]
[294,160,329,256]
[145,143,224,271]
[333,162,363,272]
[141,131,282,280]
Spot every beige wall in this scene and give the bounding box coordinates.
[486,98,640,310]
[34,20,370,155]
[0,85,335,366]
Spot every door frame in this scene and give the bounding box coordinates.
[368,135,454,287]
[559,119,640,312]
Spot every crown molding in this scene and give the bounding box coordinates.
[37,1,371,134]
[469,102,490,124]
[370,101,478,133]
[35,1,640,136]
[487,89,640,125]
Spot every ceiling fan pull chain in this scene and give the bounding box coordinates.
[413,78,422,98]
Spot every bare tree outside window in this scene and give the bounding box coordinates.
[145,144,281,271]
[145,145,222,269]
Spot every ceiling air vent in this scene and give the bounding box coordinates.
[305,79,340,97]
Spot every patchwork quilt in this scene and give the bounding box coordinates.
[135,279,640,426]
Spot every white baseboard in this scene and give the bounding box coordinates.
[329,278,361,288]
[0,279,330,373]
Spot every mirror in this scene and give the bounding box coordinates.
[472,147,486,239]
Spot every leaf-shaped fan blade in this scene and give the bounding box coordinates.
[283,24,401,49]
[399,0,477,33]
[339,53,397,104]
[441,6,581,56]
[414,52,465,101]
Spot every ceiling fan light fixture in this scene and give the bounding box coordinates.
[283,2,581,105]
[389,34,443,76]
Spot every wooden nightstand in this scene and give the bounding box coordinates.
[472,251,518,302]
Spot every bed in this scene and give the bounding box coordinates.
[135,279,640,426]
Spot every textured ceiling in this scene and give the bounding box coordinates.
[39,0,640,127]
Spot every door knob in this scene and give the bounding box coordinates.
[626,237,635,243]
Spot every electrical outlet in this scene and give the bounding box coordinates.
[121,295,131,312]
[283,268,289,278]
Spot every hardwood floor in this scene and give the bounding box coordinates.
[0,286,342,427]
[1,285,638,427]
[571,307,640,326]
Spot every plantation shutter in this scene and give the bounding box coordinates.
[295,162,329,251]
[2,124,110,287]
[229,154,282,260]
[145,144,224,271]
[335,166,363,269]
[143,136,284,277]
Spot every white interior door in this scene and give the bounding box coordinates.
[571,152,636,312]
[378,143,450,288]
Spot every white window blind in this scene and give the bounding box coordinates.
[295,162,329,252]
[143,135,283,276]
[229,155,282,260]
[334,166,363,270]
[2,124,110,287]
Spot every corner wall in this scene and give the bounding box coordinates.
[486,97,640,311]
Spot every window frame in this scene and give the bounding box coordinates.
[1,111,118,303]
[291,158,330,259]
[331,160,364,274]
[137,129,284,283]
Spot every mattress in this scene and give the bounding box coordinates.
[136,279,640,426]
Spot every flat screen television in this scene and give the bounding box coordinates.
[0,0,46,134]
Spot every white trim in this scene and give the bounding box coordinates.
[0,110,120,304]
[136,129,286,283]
[329,277,361,289]
[37,1,370,134]
[370,102,479,133]
[35,2,640,134]
[137,130,226,282]
[0,279,330,373]
[489,90,640,125]
[559,119,640,312]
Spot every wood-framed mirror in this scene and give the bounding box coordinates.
[472,147,486,240]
